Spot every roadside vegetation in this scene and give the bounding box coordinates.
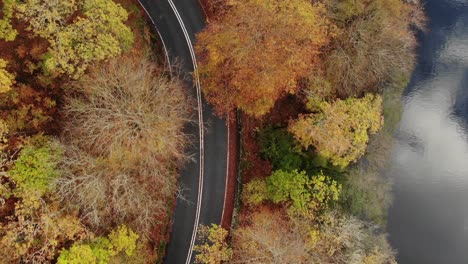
[0,0,191,263]
[194,0,425,263]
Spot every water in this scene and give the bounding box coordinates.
[387,0,468,263]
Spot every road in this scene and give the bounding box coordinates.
[136,1,229,263]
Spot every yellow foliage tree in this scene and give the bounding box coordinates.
[0,0,18,41]
[289,94,383,168]
[196,0,331,117]
[0,59,15,93]
[16,0,134,79]
[0,195,90,263]
[194,224,233,264]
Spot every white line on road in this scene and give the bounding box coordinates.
[165,1,205,263]
[136,0,172,71]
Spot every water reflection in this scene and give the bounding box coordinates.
[387,0,468,263]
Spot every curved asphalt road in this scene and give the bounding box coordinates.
[137,1,229,263]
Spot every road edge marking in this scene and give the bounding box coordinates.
[166,1,205,264]
[220,116,230,225]
[136,0,172,72]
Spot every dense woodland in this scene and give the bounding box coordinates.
[0,0,191,263]
[194,0,425,263]
[0,0,425,263]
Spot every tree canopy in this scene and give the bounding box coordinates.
[289,94,383,168]
[16,0,134,79]
[195,0,331,117]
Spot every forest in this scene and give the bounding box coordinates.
[0,0,425,263]
[194,0,425,263]
[0,0,191,263]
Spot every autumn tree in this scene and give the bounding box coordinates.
[0,59,14,93]
[292,211,397,264]
[0,0,17,41]
[195,0,331,117]
[0,196,90,264]
[289,94,384,168]
[232,208,396,263]
[8,139,62,197]
[0,119,7,152]
[57,225,140,264]
[57,55,191,234]
[307,0,425,98]
[16,0,134,79]
[194,224,233,264]
[231,208,309,264]
[0,138,90,263]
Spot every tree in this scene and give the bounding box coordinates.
[340,168,392,225]
[195,0,331,117]
[16,0,135,79]
[0,59,15,93]
[194,224,233,264]
[309,0,425,98]
[266,169,340,214]
[0,119,7,152]
[293,210,397,264]
[231,208,309,264]
[57,225,139,264]
[267,170,311,211]
[242,178,269,207]
[0,194,90,263]
[289,94,383,168]
[0,0,17,41]
[8,139,62,197]
[62,55,190,165]
[258,127,303,171]
[57,55,191,235]
[15,0,76,38]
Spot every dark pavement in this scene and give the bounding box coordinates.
[136,1,229,263]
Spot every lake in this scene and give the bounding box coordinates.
[387,0,468,263]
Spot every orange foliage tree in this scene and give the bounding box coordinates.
[195,0,331,117]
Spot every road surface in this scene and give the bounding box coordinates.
[136,0,229,263]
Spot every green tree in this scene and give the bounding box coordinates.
[194,224,233,264]
[267,170,311,211]
[8,139,62,197]
[266,170,340,213]
[258,127,303,171]
[58,225,139,264]
[289,94,383,168]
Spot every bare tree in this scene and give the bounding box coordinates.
[57,55,192,235]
